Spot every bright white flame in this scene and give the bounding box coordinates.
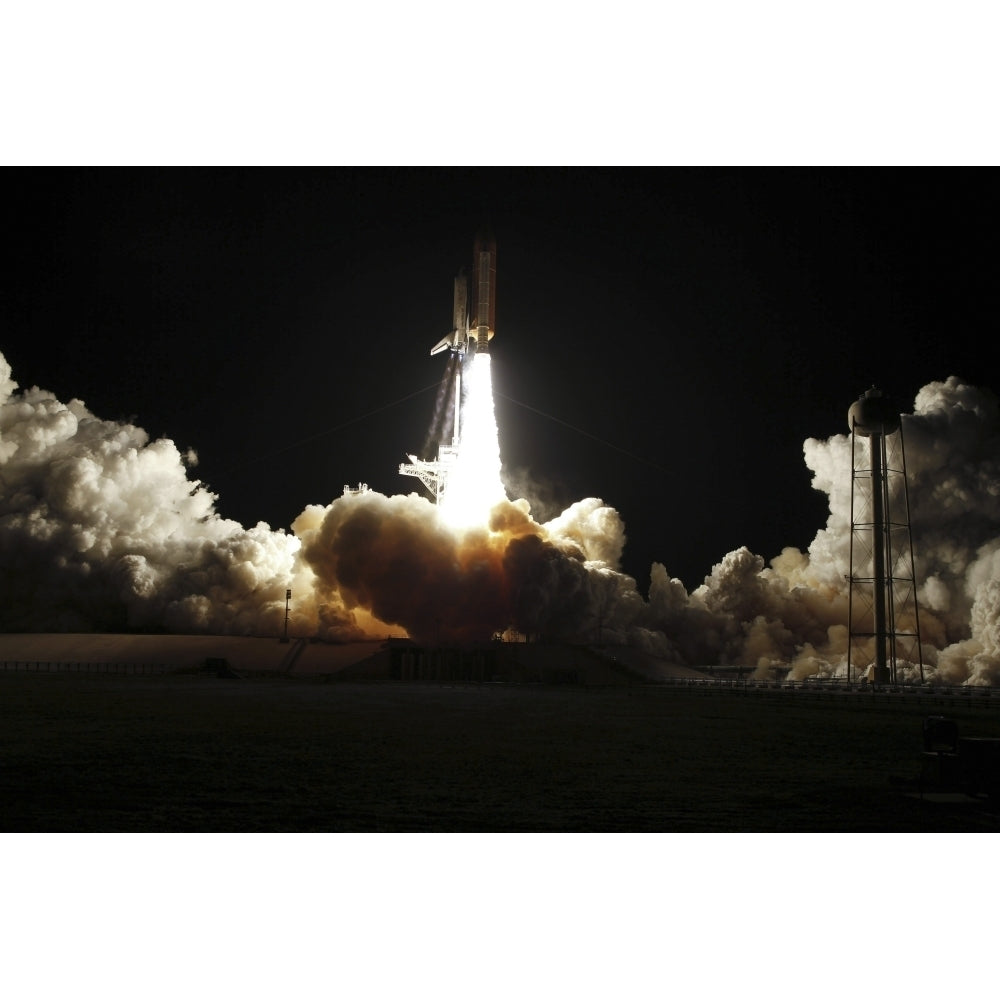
[439,354,506,528]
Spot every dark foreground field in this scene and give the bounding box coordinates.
[2,673,999,831]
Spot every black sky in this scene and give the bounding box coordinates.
[2,168,994,591]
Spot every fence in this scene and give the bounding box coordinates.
[656,675,998,709]
[0,660,170,675]
[2,659,996,702]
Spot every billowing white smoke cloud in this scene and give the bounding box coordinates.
[2,349,999,684]
[649,375,1000,685]
[0,352,299,634]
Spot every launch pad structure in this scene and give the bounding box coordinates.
[400,444,461,504]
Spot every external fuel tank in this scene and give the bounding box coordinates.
[471,232,496,355]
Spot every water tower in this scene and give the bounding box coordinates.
[847,387,923,685]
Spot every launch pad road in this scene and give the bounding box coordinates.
[2,673,998,832]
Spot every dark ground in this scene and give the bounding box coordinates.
[2,673,998,831]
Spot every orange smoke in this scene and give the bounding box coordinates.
[293,489,623,645]
[296,491,553,644]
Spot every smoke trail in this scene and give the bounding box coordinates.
[420,353,461,460]
[3,348,1000,683]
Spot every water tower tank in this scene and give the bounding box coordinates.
[848,387,900,437]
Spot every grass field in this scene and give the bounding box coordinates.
[3,672,999,832]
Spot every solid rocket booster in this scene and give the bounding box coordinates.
[472,232,496,355]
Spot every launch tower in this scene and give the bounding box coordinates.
[847,387,923,685]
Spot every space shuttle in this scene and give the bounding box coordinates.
[429,233,496,356]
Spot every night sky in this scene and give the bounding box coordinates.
[3,168,994,592]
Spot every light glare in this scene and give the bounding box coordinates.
[439,354,506,528]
